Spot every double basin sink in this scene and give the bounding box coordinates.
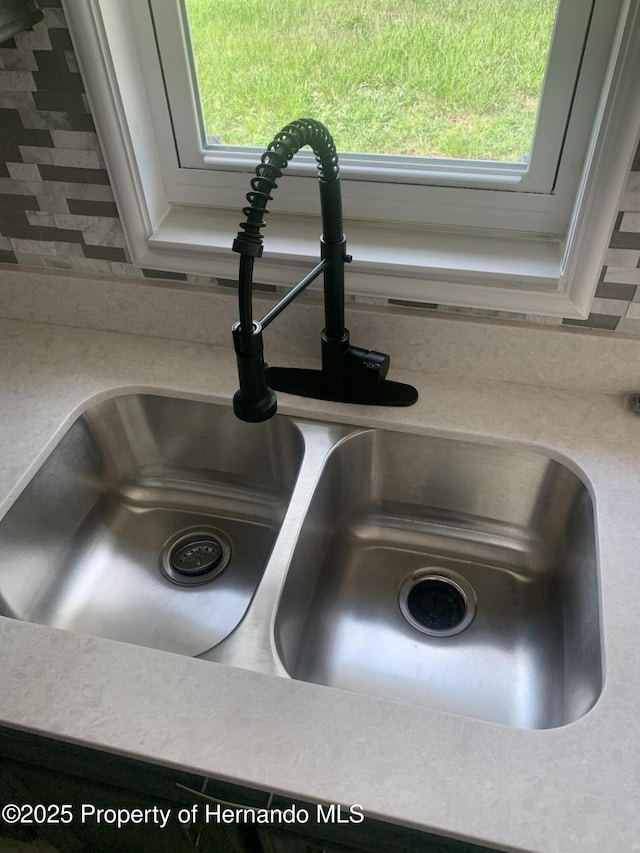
[0,394,602,730]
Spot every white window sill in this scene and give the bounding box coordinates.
[145,205,575,316]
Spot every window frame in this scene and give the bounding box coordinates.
[155,0,591,198]
[63,0,640,319]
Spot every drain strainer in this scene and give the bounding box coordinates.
[399,568,476,636]
[160,528,232,586]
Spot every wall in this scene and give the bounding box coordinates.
[1,2,639,334]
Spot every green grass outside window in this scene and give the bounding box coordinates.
[186,0,557,161]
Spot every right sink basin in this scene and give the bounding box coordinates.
[274,427,602,729]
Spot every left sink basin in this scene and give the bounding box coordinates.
[0,394,303,655]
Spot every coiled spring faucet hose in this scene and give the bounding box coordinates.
[232,118,346,338]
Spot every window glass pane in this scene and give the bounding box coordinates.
[185,0,558,163]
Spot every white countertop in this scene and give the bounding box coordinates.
[1,268,640,853]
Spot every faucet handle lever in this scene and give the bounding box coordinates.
[321,329,390,393]
[342,346,390,385]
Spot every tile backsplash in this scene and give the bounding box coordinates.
[1,2,639,334]
[0,1,193,284]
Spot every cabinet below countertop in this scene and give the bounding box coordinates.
[0,728,497,853]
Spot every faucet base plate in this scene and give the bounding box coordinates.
[267,367,418,407]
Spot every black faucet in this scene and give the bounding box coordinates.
[231,118,418,422]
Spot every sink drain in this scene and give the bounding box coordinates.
[160,528,232,586]
[399,569,476,637]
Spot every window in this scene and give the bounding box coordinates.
[157,0,585,197]
[64,0,640,317]
[185,0,556,164]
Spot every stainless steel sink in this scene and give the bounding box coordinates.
[0,394,303,656]
[273,429,602,729]
[0,396,602,729]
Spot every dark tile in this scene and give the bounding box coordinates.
[0,225,34,241]
[38,165,111,184]
[32,71,84,94]
[0,142,20,161]
[82,244,127,262]
[218,278,279,291]
[1,223,47,241]
[65,112,95,132]
[4,126,53,147]
[562,314,620,331]
[142,268,188,281]
[0,163,8,178]
[0,211,31,233]
[612,211,624,232]
[0,213,84,244]
[38,0,63,7]
[33,50,69,72]
[0,108,22,127]
[0,38,17,49]
[48,29,73,51]
[595,281,637,301]
[33,225,84,243]
[67,199,119,218]
[0,194,40,211]
[33,91,86,113]
[609,231,640,250]
[0,250,18,263]
[632,139,640,172]
[389,298,438,310]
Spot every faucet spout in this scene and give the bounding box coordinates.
[231,118,418,422]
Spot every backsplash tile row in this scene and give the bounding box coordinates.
[1,4,639,334]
